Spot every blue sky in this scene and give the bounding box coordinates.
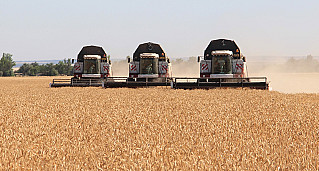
[1,0,318,60]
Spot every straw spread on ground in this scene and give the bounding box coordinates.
[0,77,318,170]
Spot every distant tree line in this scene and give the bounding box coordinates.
[15,59,73,76]
[0,52,75,77]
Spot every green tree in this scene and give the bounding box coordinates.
[16,63,32,76]
[0,53,16,76]
[17,62,40,76]
[55,58,73,75]
[30,62,40,76]
[43,63,58,76]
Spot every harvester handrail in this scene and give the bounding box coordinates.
[52,79,72,84]
[172,76,269,90]
[106,77,130,78]
[173,77,268,82]
[52,78,73,80]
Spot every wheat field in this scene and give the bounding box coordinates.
[0,77,318,170]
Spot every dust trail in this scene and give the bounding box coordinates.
[248,55,319,94]
[111,60,128,77]
[250,72,319,94]
[171,57,199,77]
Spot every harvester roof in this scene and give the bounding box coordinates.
[77,46,107,62]
[133,42,166,61]
[204,39,241,59]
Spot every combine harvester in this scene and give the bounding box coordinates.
[50,45,112,87]
[172,39,269,89]
[103,42,172,88]
[51,40,268,90]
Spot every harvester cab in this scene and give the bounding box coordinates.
[211,51,233,76]
[140,53,159,76]
[199,39,247,79]
[73,46,112,79]
[82,55,101,77]
[128,42,172,82]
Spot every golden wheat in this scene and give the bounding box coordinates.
[0,77,318,170]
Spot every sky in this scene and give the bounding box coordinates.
[1,0,319,61]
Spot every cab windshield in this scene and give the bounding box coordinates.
[140,58,159,74]
[84,59,100,74]
[212,56,232,74]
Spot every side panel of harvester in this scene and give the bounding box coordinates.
[129,61,140,77]
[73,46,112,79]
[232,59,247,78]
[200,60,212,77]
[159,61,172,77]
[128,42,171,79]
